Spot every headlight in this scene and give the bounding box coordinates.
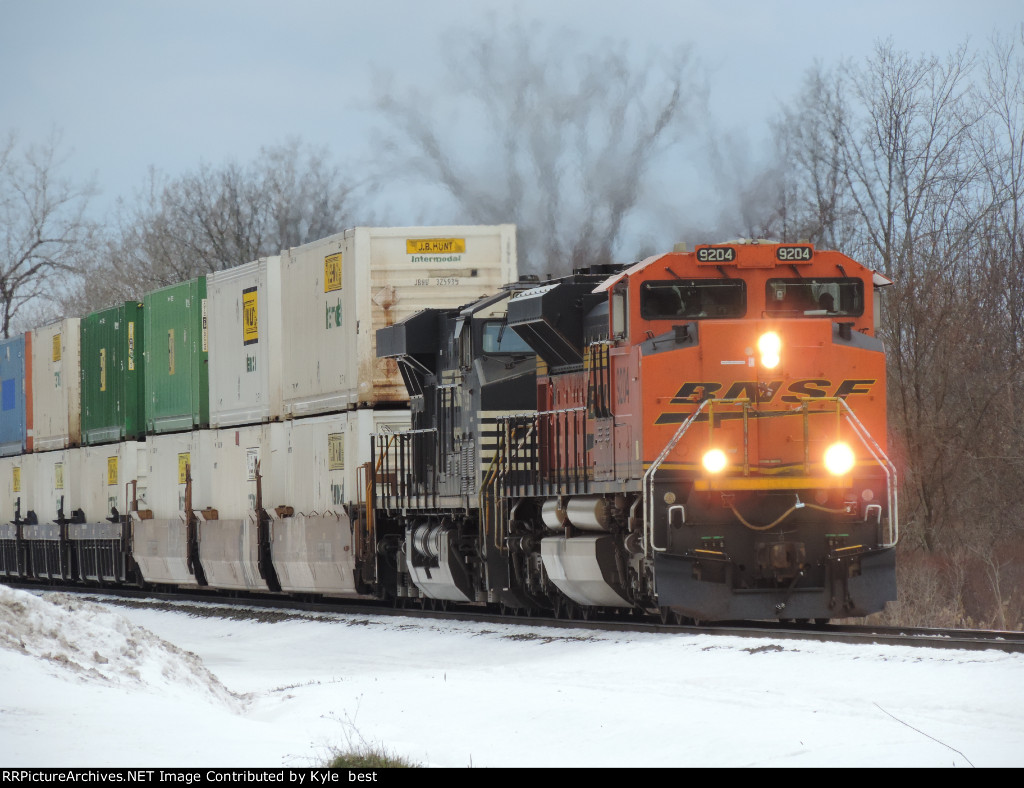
[757,331,781,369]
[702,448,727,473]
[824,442,855,476]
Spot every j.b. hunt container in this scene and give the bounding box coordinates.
[279,224,517,417]
[206,256,283,427]
[144,278,209,434]
[31,319,81,451]
[0,333,31,456]
[80,302,146,444]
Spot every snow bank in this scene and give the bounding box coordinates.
[0,586,240,709]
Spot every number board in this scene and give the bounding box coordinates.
[775,245,813,262]
[695,246,737,264]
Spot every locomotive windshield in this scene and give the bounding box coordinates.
[481,321,532,354]
[640,279,746,320]
[765,278,864,317]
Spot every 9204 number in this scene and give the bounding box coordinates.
[776,245,813,262]
[696,246,736,263]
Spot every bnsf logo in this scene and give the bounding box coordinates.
[671,379,874,402]
[655,379,876,424]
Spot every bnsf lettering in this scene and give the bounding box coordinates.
[721,381,784,401]
[671,379,875,405]
[671,382,723,402]
[780,379,829,402]
[834,379,874,398]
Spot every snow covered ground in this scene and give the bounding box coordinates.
[1,585,1022,768]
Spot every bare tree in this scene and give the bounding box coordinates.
[755,64,862,249]
[372,20,705,275]
[68,138,360,313]
[0,130,96,336]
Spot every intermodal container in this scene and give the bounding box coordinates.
[267,408,410,596]
[80,302,146,444]
[132,429,216,586]
[278,224,517,417]
[207,257,282,427]
[144,278,209,434]
[33,448,81,525]
[31,319,81,451]
[78,441,144,523]
[0,451,34,527]
[0,334,31,456]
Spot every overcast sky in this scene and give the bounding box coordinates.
[1,0,1021,230]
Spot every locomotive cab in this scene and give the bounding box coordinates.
[500,241,898,622]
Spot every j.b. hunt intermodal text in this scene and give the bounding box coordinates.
[2,771,379,784]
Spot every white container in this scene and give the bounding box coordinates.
[31,319,81,451]
[32,448,82,525]
[0,452,35,529]
[197,424,273,591]
[132,430,217,586]
[78,441,144,524]
[269,408,410,596]
[0,453,31,576]
[279,224,517,417]
[207,257,283,427]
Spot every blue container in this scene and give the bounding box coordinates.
[0,334,29,456]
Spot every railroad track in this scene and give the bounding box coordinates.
[13,582,1024,654]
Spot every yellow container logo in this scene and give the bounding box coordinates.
[167,329,175,375]
[324,253,343,293]
[12,467,20,493]
[406,238,466,255]
[107,456,118,486]
[127,321,135,371]
[54,462,64,490]
[99,347,107,392]
[242,287,259,345]
[178,453,190,484]
[328,433,344,471]
[52,334,61,362]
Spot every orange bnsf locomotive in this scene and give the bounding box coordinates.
[374,240,898,622]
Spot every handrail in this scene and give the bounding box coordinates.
[642,397,899,555]
[834,398,899,548]
[642,399,711,556]
[496,408,586,497]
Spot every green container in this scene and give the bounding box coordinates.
[80,302,146,444]
[144,278,209,433]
